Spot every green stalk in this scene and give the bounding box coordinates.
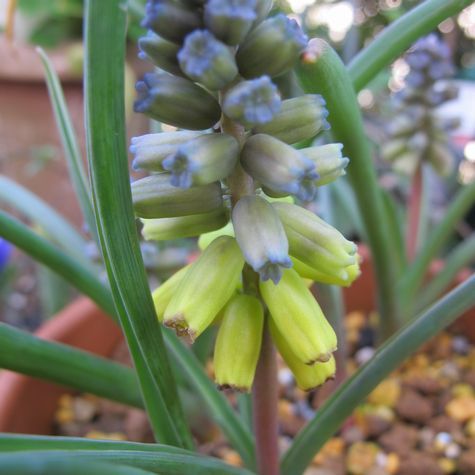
[399,182,475,311]
[348,0,473,92]
[0,211,116,318]
[84,0,192,448]
[416,234,475,313]
[282,274,475,475]
[297,39,402,337]
[0,324,142,407]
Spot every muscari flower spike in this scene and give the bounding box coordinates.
[178,29,238,90]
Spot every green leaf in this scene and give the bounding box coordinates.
[0,176,88,262]
[36,47,98,245]
[282,274,475,475]
[296,40,402,337]
[0,449,254,475]
[399,182,475,311]
[0,211,116,317]
[416,234,475,313]
[83,0,192,448]
[0,323,142,408]
[348,0,474,92]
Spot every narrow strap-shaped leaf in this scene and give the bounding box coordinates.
[297,40,402,337]
[0,210,252,461]
[0,323,142,408]
[399,182,475,309]
[0,211,116,317]
[282,274,475,475]
[0,450,254,475]
[164,331,256,468]
[36,47,98,245]
[348,0,473,92]
[83,0,192,448]
[416,234,475,313]
[0,176,87,262]
[0,456,155,475]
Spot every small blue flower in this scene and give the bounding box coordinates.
[0,238,11,272]
[178,30,238,90]
[222,76,282,127]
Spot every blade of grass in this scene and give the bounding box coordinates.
[297,40,402,337]
[0,176,87,261]
[36,47,98,244]
[84,0,192,448]
[0,450,254,475]
[416,234,475,313]
[0,211,116,317]
[0,323,142,408]
[0,210,253,461]
[348,0,473,92]
[282,274,475,475]
[399,182,475,311]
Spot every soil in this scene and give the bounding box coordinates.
[52,312,475,475]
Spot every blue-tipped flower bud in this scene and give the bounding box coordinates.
[236,14,307,78]
[240,134,318,201]
[131,174,224,218]
[301,143,349,186]
[162,133,239,188]
[222,76,281,128]
[141,208,229,241]
[142,0,202,44]
[273,202,358,284]
[134,73,221,130]
[214,294,264,391]
[130,131,203,171]
[253,95,329,144]
[260,268,337,364]
[232,195,291,284]
[138,31,183,77]
[204,0,257,46]
[269,318,335,391]
[178,30,238,90]
[164,236,244,341]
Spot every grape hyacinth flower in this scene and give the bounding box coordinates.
[131,0,359,391]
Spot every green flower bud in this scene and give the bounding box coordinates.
[204,0,257,46]
[273,202,357,282]
[142,0,203,44]
[254,0,273,24]
[178,30,238,90]
[253,95,329,144]
[240,134,318,201]
[131,131,203,172]
[292,256,360,287]
[141,208,229,241]
[236,14,307,79]
[152,264,192,322]
[232,195,291,284]
[162,133,239,188]
[164,236,244,341]
[134,73,221,130]
[429,142,453,176]
[213,294,264,391]
[269,318,335,391]
[222,76,282,128]
[260,268,337,364]
[138,31,183,77]
[301,143,349,186]
[131,174,224,218]
[381,139,407,162]
[198,221,235,250]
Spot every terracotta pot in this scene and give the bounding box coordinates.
[0,297,121,434]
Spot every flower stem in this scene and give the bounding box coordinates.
[406,163,423,262]
[252,320,280,475]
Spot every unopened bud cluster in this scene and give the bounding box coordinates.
[131,0,358,392]
[382,34,459,176]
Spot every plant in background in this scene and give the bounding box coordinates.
[0,1,474,475]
